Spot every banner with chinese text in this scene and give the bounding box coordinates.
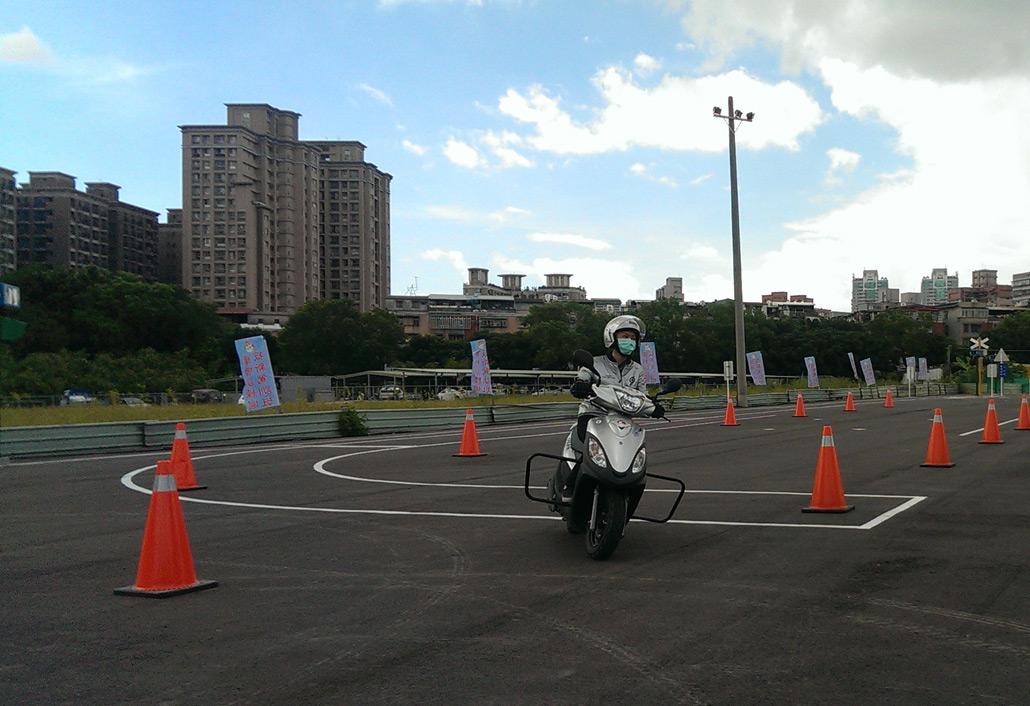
[640,342,660,384]
[235,335,280,412]
[859,357,876,386]
[470,339,493,394]
[804,356,819,388]
[746,351,767,385]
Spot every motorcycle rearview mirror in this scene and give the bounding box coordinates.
[659,377,682,395]
[572,349,600,377]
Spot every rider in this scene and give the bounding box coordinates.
[556,315,666,500]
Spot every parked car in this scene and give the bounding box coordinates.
[191,388,225,403]
[119,396,149,407]
[436,387,472,401]
[61,389,95,405]
[377,385,405,400]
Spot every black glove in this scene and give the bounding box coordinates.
[651,402,667,419]
[570,380,593,399]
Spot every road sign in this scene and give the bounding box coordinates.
[969,337,989,350]
[995,348,1009,363]
[987,364,998,379]
[723,360,734,381]
[999,362,1009,378]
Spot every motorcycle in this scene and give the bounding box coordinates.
[524,349,685,560]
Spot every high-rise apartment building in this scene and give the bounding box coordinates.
[308,141,391,310]
[14,172,158,277]
[157,209,182,285]
[971,269,998,287]
[920,268,958,306]
[180,104,391,321]
[0,167,16,275]
[656,277,684,301]
[851,269,898,312]
[1012,271,1030,308]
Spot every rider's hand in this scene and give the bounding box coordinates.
[570,381,593,399]
[651,402,667,419]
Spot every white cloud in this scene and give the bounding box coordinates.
[675,0,1030,82]
[402,139,427,155]
[683,244,721,259]
[0,26,155,86]
[358,83,393,107]
[628,162,677,187]
[443,137,486,168]
[498,67,823,155]
[0,27,53,64]
[689,173,713,186]
[487,206,531,223]
[825,147,861,186]
[634,53,661,74]
[482,130,534,168]
[526,232,612,251]
[420,248,470,276]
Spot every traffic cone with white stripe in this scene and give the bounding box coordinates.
[722,397,739,426]
[884,387,894,408]
[169,422,205,491]
[1016,394,1030,431]
[921,408,955,467]
[803,426,854,513]
[454,408,486,457]
[979,398,1004,444]
[844,390,856,412]
[793,393,807,418]
[115,460,217,598]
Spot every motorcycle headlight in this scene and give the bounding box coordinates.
[586,435,608,468]
[631,447,646,474]
[615,390,644,414]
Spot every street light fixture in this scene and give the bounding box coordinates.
[713,96,754,407]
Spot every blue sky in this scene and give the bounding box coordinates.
[2,0,1028,311]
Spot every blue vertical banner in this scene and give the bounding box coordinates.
[469,339,493,395]
[859,357,876,386]
[918,358,929,380]
[847,352,859,380]
[639,342,660,384]
[746,351,767,385]
[804,356,819,388]
[235,335,280,412]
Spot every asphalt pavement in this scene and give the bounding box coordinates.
[3,393,1029,705]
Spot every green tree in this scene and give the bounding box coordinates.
[989,311,1030,362]
[520,301,609,369]
[276,299,404,374]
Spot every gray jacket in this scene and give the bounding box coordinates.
[576,353,648,393]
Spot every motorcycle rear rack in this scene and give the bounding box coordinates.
[524,452,686,523]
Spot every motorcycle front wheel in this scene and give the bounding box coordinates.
[585,489,627,560]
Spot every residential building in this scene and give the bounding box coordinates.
[655,277,684,301]
[15,172,158,277]
[309,141,391,311]
[971,269,998,287]
[1012,271,1030,308]
[156,209,182,285]
[851,269,898,312]
[948,283,1012,306]
[920,268,958,306]
[0,167,15,275]
[180,105,392,322]
[761,291,816,319]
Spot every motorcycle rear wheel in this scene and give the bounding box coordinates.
[584,489,627,560]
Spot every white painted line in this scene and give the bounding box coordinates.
[958,419,1018,436]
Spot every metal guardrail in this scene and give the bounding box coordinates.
[0,386,960,460]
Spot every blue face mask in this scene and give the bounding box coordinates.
[617,338,637,355]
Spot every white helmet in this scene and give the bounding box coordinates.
[603,315,646,349]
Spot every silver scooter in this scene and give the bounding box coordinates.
[524,349,685,560]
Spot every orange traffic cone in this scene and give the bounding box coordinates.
[979,398,1004,444]
[169,422,205,491]
[793,393,807,418]
[884,387,894,408]
[844,390,856,412]
[803,426,854,513]
[454,408,486,457]
[115,460,217,598]
[921,408,955,467]
[722,397,739,426]
[1016,394,1030,431]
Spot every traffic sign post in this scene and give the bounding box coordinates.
[970,337,989,396]
[723,360,734,400]
[996,348,1010,397]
